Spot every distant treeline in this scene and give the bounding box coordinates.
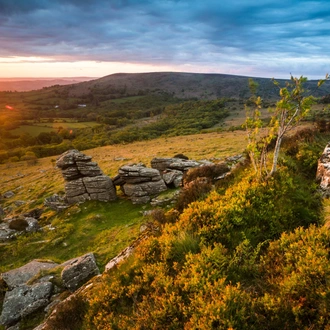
[0,97,229,163]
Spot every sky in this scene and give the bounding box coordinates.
[0,0,329,79]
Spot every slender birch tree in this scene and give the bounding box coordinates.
[245,74,328,178]
[269,75,328,176]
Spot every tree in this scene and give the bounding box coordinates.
[21,151,38,165]
[245,74,328,178]
[244,79,271,177]
[269,75,328,176]
[37,132,52,144]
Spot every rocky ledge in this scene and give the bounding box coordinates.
[0,253,100,328]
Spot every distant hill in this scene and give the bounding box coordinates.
[63,72,330,100]
[0,77,96,92]
[2,72,328,99]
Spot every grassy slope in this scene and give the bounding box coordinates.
[78,129,330,330]
[10,122,100,137]
[0,130,248,273]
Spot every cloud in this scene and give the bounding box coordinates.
[0,0,329,78]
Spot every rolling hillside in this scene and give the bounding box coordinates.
[64,72,330,100]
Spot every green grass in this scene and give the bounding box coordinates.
[0,199,149,273]
[0,125,316,274]
[108,96,145,104]
[11,125,56,136]
[10,122,100,136]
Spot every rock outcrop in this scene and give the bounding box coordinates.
[105,246,134,271]
[56,150,116,204]
[8,217,40,233]
[0,254,100,328]
[162,169,184,188]
[317,143,330,196]
[0,215,42,242]
[115,164,167,204]
[61,253,100,292]
[112,158,224,204]
[151,157,202,172]
[1,260,58,290]
[0,282,53,326]
[151,157,215,187]
[44,194,68,212]
[2,191,15,199]
[0,222,16,242]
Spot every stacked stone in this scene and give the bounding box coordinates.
[115,164,167,204]
[151,157,205,188]
[56,149,116,204]
[151,157,200,172]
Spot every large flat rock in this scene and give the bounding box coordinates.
[61,253,100,292]
[1,260,58,290]
[0,282,53,326]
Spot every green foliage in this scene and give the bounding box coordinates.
[0,200,146,273]
[180,169,320,250]
[269,75,319,175]
[0,96,229,163]
[245,75,328,178]
[81,139,325,329]
[107,98,229,144]
[256,225,330,329]
[21,151,38,165]
[244,78,273,177]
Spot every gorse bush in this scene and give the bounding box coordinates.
[256,225,330,329]
[175,177,213,212]
[79,135,327,329]
[179,168,321,250]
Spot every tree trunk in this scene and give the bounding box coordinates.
[269,134,283,176]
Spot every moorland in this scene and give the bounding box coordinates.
[1,72,330,329]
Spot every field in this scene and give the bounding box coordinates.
[0,130,249,273]
[109,95,145,103]
[11,121,100,137]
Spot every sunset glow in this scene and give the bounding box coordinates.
[0,58,182,79]
[0,1,329,79]
[5,105,14,110]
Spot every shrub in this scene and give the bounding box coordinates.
[8,218,28,231]
[46,294,88,330]
[8,156,19,163]
[179,168,322,249]
[21,151,38,165]
[255,225,330,329]
[183,163,230,185]
[175,177,213,212]
[150,208,167,225]
[173,153,189,160]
